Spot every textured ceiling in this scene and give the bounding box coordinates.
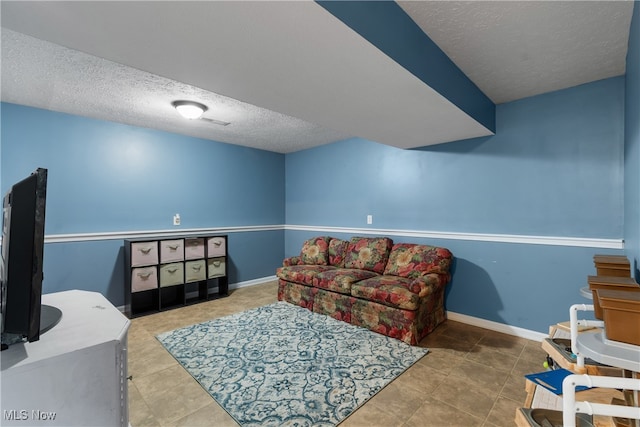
[0,1,635,153]
[398,1,633,104]
[1,29,352,154]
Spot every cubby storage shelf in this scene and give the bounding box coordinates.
[124,234,228,318]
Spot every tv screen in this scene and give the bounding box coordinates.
[0,168,48,347]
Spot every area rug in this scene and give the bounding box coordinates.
[156,301,428,426]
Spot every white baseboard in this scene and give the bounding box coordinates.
[446,311,548,342]
[229,275,277,290]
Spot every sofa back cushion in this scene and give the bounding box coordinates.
[343,236,393,274]
[328,238,349,267]
[299,236,331,265]
[383,243,453,279]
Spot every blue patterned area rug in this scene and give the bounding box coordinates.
[156,301,428,426]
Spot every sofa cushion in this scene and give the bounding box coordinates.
[343,236,393,274]
[328,238,349,267]
[383,244,453,278]
[351,276,421,310]
[299,236,331,265]
[314,268,379,294]
[276,265,334,286]
[282,256,302,267]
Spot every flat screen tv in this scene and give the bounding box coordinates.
[0,168,60,350]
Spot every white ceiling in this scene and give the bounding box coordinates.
[398,1,633,104]
[0,1,634,154]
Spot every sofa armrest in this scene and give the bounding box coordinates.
[410,273,450,298]
[283,256,302,267]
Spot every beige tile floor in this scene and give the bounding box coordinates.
[128,281,548,426]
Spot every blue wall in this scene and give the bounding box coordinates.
[285,77,625,334]
[287,78,624,237]
[1,104,284,232]
[1,29,635,335]
[625,2,640,281]
[1,103,285,305]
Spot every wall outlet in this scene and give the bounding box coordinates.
[173,214,181,226]
[367,214,373,225]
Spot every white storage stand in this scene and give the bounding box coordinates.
[564,304,640,427]
[1,290,130,426]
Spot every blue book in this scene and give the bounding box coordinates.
[525,368,591,395]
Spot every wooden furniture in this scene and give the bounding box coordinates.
[517,255,639,426]
[587,275,640,319]
[516,379,625,427]
[563,305,640,427]
[593,255,631,277]
[596,289,640,346]
[516,305,640,427]
[0,290,130,426]
[517,320,625,427]
[125,234,228,317]
[541,323,622,376]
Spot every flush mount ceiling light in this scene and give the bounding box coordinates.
[172,100,208,120]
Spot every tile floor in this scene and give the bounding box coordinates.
[127,281,548,426]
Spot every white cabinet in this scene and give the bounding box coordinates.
[0,290,130,426]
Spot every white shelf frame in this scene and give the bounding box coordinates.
[563,304,640,427]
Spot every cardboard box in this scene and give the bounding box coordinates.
[596,289,640,346]
[588,275,640,320]
[593,255,631,277]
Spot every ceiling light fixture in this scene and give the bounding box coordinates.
[172,100,208,120]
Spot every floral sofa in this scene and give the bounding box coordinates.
[276,236,453,345]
